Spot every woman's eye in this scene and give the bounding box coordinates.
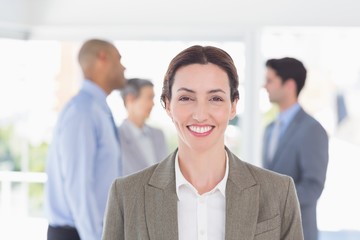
[179,96,191,101]
[210,96,223,102]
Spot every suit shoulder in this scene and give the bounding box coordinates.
[118,121,128,133]
[62,91,96,116]
[245,162,292,190]
[114,164,159,191]
[57,93,97,127]
[245,163,296,212]
[300,110,323,126]
[146,125,165,135]
[300,111,328,137]
[228,150,291,188]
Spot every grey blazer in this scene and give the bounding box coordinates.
[103,148,303,240]
[263,107,328,240]
[119,119,168,176]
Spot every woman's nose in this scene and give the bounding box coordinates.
[192,102,208,122]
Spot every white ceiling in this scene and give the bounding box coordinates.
[1,0,360,40]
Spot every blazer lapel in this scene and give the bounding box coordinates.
[144,148,260,239]
[145,151,179,240]
[272,108,305,163]
[225,149,260,240]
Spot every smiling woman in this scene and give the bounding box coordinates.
[165,63,237,154]
[102,45,304,240]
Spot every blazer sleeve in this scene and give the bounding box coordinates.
[102,180,124,240]
[297,122,329,206]
[281,177,304,240]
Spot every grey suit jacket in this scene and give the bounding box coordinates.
[119,119,168,176]
[263,107,328,240]
[103,148,303,240]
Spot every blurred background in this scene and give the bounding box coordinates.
[1,0,360,239]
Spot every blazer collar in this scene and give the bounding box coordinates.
[147,147,258,190]
[225,149,260,239]
[145,148,260,239]
[145,150,178,240]
[147,150,177,189]
[226,148,257,190]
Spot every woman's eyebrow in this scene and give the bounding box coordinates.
[177,88,226,94]
[177,87,195,93]
[208,89,226,94]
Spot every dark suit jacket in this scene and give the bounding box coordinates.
[263,107,328,240]
[102,148,304,240]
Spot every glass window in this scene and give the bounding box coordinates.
[0,39,61,239]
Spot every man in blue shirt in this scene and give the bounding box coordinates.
[262,57,328,240]
[46,39,126,240]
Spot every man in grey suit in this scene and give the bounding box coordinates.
[263,57,329,240]
[119,78,168,176]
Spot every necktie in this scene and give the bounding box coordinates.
[110,113,119,143]
[268,118,281,161]
[109,112,122,175]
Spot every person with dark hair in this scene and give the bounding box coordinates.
[46,39,126,240]
[119,78,168,176]
[102,46,303,240]
[263,57,329,240]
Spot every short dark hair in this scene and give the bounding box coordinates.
[160,45,239,108]
[266,57,307,96]
[120,78,153,106]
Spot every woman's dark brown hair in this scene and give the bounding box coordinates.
[160,45,239,108]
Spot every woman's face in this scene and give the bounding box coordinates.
[166,63,237,152]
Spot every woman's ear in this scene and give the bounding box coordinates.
[230,98,238,120]
[165,98,172,118]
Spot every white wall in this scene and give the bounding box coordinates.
[0,0,31,38]
[2,0,360,40]
[29,0,360,26]
[0,0,29,23]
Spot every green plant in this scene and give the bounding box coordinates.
[0,125,21,171]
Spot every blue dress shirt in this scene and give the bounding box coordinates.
[45,80,120,240]
[276,103,301,137]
